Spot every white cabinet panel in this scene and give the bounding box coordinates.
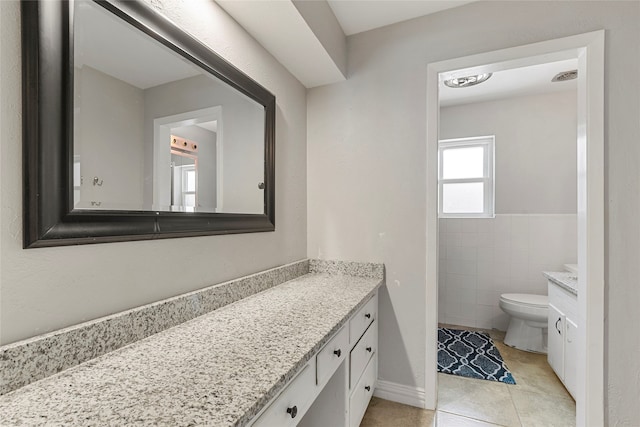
[349,356,376,427]
[548,280,578,399]
[547,302,565,379]
[564,317,578,399]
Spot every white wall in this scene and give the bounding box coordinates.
[439,215,577,330]
[438,92,578,329]
[0,0,307,345]
[307,2,640,424]
[440,91,577,214]
[74,65,145,210]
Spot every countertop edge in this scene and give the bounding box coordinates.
[543,271,578,296]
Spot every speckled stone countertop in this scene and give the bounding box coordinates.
[543,271,578,295]
[0,272,382,426]
[0,260,309,396]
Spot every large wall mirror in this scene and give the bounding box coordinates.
[22,0,276,248]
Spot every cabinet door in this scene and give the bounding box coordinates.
[564,317,578,399]
[547,303,565,380]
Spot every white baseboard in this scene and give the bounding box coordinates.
[373,379,425,408]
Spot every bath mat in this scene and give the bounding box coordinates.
[438,327,516,384]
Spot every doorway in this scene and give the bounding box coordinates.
[152,106,223,212]
[425,31,604,426]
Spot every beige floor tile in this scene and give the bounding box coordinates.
[509,388,575,427]
[494,341,546,365]
[360,397,436,427]
[493,341,571,399]
[505,358,571,398]
[432,324,575,426]
[437,373,521,427]
[437,411,508,426]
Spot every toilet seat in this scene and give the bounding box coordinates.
[500,293,548,308]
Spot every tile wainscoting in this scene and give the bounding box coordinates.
[438,214,577,330]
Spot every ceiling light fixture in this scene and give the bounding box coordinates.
[551,69,578,82]
[444,73,492,88]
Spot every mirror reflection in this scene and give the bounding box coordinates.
[73,0,266,214]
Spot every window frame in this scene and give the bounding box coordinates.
[438,135,495,218]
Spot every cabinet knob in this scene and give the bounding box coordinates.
[365,385,371,392]
[555,318,562,334]
[366,346,372,353]
[333,349,342,357]
[286,405,298,419]
[365,313,371,319]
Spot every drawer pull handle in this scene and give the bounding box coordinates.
[333,349,342,357]
[365,385,371,392]
[365,313,371,319]
[555,318,562,334]
[286,405,298,419]
[366,346,372,353]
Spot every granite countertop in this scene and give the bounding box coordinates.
[0,273,382,426]
[543,271,578,295]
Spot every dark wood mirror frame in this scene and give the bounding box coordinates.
[21,0,276,248]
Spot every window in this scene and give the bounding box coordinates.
[438,136,494,218]
[182,166,197,210]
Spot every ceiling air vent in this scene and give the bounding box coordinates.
[552,70,578,82]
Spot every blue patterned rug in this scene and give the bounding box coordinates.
[438,327,516,384]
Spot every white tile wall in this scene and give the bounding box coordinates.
[438,214,577,330]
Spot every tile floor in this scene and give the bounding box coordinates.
[360,324,576,427]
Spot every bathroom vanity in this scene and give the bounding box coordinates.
[544,270,578,399]
[252,292,378,427]
[0,260,382,426]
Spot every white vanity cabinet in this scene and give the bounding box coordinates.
[348,295,378,427]
[252,293,378,427]
[547,303,565,378]
[547,280,578,399]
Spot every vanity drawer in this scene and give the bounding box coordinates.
[349,294,377,345]
[253,363,315,427]
[316,325,349,387]
[350,319,377,388]
[349,355,377,427]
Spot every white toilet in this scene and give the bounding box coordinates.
[499,293,549,353]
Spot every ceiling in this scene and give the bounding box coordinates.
[216,0,346,88]
[197,121,218,133]
[77,1,578,107]
[439,59,579,107]
[75,1,200,89]
[326,0,475,36]
[216,0,476,88]
[216,0,577,105]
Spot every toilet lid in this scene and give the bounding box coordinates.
[500,293,548,307]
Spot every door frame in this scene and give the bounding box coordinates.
[425,30,605,425]
[153,106,223,211]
